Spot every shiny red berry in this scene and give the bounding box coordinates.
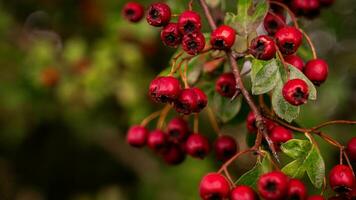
[270,126,293,150]
[282,79,309,106]
[126,125,149,147]
[257,171,289,200]
[307,195,325,200]
[146,3,171,27]
[122,2,145,23]
[174,87,207,114]
[275,26,303,55]
[347,137,356,161]
[185,133,210,159]
[199,173,230,200]
[191,87,208,113]
[178,11,202,35]
[304,59,329,86]
[215,73,237,98]
[291,0,320,18]
[161,23,182,47]
[250,35,277,60]
[264,12,286,36]
[329,165,355,193]
[246,111,257,133]
[230,185,259,200]
[147,129,168,152]
[210,25,236,50]
[284,55,304,71]
[149,76,181,103]
[214,135,238,162]
[287,179,307,200]
[161,144,186,165]
[166,117,190,143]
[182,32,206,55]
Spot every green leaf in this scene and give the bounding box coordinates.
[282,160,305,179]
[251,59,281,95]
[304,146,325,188]
[212,92,242,123]
[281,139,312,159]
[288,64,317,100]
[272,80,300,122]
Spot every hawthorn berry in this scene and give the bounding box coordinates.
[147,129,168,152]
[191,87,208,113]
[178,11,202,35]
[307,195,325,200]
[329,164,355,193]
[282,79,309,106]
[284,54,304,71]
[161,23,182,47]
[347,137,356,161]
[182,32,206,55]
[215,73,237,98]
[214,135,238,162]
[210,25,236,50]
[126,125,149,147]
[291,0,320,18]
[166,117,190,143]
[287,179,307,200]
[250,35,277,60]
[264,12,286,36]
[230,185,259,200]
[246,111,276,133]
[269,126,293,150]
[257,171,289,200]
[122,2,144,23]
[146,3,171,27]
[275,26,303,55]
[161,144,186,165]
[149,76,181,103]
[174,87,207,115]
[185,133,210,159]
[199,173,230,200]
[304,59,329,86]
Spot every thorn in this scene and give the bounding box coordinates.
[230,88,241,102]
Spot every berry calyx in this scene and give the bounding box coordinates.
[257,171,289,200]
[210,25,236,50]
[161,23,182,47]
[178,11,202,35]
[249,35,277,60]
[215,73,237,98]
[284,54,305,71]
[174,87,207,115]
[214,135,238,162]
[275,26,303,55]
[122,2,145,23]
[307,195,325,200]
[146,3,171,27]
[230,185,259,200]
[199,173,230,200]
[147,129,168,152]
[149,76,181,103]
[269,126,293,150]
[329,164,355,193]
[182,32,206,55]
[161,144,186,165]
[126,125,149,147]
[347,137,356,161]
[185,133,211,159]
[282,79,309,106]
[304,59,329,86]
[166,117,190,143]
[264,12,286,36]
[287,179,307,200]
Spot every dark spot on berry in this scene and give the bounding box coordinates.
[149,9,159,19]
[256,40,266,52]
[159,95,169,103]
[197,102,206,110]
[125,9,135,16]
[169,130,180,138]
[165,34,176,43]
[268,20,278,29]
[214,39,225,49]
[283,42,295,52]
[293,87,306,102]
[188,40,198,49]
[208,193,222,200]
[184,21,196,33]
[265,181,277,192]
[223,149,233,158]
[195,149,206,158]
[334,186,352,194]
[221,84,231,95]
[289,194,302,200]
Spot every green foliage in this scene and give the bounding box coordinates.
[212,92,242,123]
[251,58,281,95]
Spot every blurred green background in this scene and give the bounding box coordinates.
[0,0,355,199]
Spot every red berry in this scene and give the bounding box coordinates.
[347,137,356,161]
[146,3,171,27]
[178,11,202,35]
[126,125,149,147]
[250,35,277,60]
[307,195,325,200]
[282,79,309,106]
[304,59,329,86]
[166,117,190,143]
[257,171,289,200]
[291,0,320,18]
[161,23,182,47]
[199,173,230,200]
[174,87,207,115]
[147,129,168,152]
[329,165,355,193]
[182,32,206,55]
[320,0,335,7]
[264,12,286,36]
[185,133,210,159]
[275,26,303,55]
[214,135,238,162]
[210,25,236,50]
[122,2,145,23]
[246,111,276,133]
[161,144,186,165]
[270,126,293,150]
[287,179,307,200]
[149,76,181,103]
[284,55,304,71]
[230,185,259,200]
[215,73,237,98]
[191,87,208,113]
